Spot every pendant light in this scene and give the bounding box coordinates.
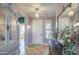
[68,10,74,16]
[35,13,39,18]
[35,8,40,18]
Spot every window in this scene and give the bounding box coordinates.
[45,20,52,39]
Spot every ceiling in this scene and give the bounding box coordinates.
[9,3,57,18]
[0,3,75,18]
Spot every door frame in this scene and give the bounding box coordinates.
[32,19,44,44]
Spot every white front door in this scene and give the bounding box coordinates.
[32,20,43,44]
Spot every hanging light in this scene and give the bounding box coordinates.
[68,10,74,16]
[74,23,79,27]
[35,13,40,18]
[34,7,40,18]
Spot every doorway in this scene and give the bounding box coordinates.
[32,20,43,44]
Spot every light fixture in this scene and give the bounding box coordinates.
[34,7,40,18]
[68,10,74,16]
[74,23,79,27]
[35,13,40,18]
[35,8,39,11]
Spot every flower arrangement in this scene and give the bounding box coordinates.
[60,26,79,55]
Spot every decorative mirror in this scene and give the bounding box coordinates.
[0,11,5,42]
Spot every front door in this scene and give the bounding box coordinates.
[32,20,43,44]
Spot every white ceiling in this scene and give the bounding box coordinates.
[1,3,74,18]
[9,3,58,18]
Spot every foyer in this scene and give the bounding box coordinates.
[0,3,79,55]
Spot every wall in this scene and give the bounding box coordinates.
[25,16,31,47]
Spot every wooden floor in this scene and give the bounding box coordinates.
[25,44,49,55]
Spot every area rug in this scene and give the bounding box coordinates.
[25,44,49,55]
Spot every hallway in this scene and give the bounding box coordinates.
[0,3,79,55]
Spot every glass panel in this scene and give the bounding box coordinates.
[45,20,52,39]
[46,30,52,39]
[45,23,52,30]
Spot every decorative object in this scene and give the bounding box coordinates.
[60,26,79,55]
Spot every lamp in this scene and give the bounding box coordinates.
[35,8,40,18]
[68,10,74,16]
[74,23,79,27]
[35,13,39,18]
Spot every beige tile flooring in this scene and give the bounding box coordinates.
[25,44,49,55]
